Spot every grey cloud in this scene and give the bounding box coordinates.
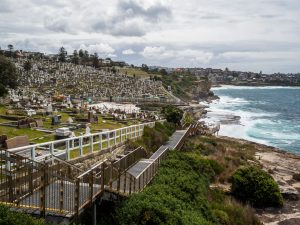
[118,0,171,22]
[92,19,146,37]
[44,17,70,33]
[0,0,13,12]
[260,14,280,19]
[92,1,171,37]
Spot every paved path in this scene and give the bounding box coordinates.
[110,129,188,194]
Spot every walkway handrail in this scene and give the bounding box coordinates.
[8,120,166,161]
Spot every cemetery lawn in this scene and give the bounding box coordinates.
[0,105,10,123]
[0,126,55,143]
[119,67,161,79]
[0,105,6,114]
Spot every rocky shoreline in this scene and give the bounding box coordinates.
[185,99,300,225]
[219,136,300,225]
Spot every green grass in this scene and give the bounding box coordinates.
[0,204,44,225]
[118,67,161,79]
[0,126,52,141]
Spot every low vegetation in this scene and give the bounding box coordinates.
[0,204,44,225]
[127,122,175,154]
[231,166,283,208]
[161,105,184,126]
[157,72,198,100]
[115,150,261,225]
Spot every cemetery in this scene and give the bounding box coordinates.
[0,58,170,151]
[13,58,176,104]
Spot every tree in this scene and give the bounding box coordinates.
[0,55,18,97]
[161,105,184,125]
[159,68,168,76]
[58,46,67,62]
[92,52,99,68]
[72,50,79,65]
[78,49,84,58]
[83,50,89,64]
[23,61,32,72]
[231,166,283,208]
[7,44,13,57]
[111,66,117,74]
[141,64,149,72]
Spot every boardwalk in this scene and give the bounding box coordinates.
[109,129,188,195]
[0,122,195,221]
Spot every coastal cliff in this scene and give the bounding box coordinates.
[186,134,300,225]
[159,72,218,102]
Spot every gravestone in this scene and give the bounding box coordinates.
[35,120,43,127]
[0,135,7,147]
[67,117,73,123]
[51,115,61,125]
[5,136,29,149]
[29,122,37,128]
[88,111,94,123]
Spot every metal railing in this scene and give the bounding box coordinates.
[0,146,147,218]
[109,123,199,195]
[0,121,197,218]
[7,120,165,161]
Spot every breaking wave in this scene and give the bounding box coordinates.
[202,87,300,155]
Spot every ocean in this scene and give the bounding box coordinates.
[203,86,300,155]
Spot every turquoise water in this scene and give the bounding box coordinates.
[204,86,300,155]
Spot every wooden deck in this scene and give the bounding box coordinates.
[0,124,196,220]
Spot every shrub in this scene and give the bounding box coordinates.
[128,122,175,154]
[207,159,224,176]
[231,166,283,208]
[161,105,183,125]
[116,151,215,225]
[0,204,44,225]
[213,209,230,225]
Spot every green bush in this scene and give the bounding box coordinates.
[116,151,216,225]
[154,121,175,136]
[207,159,224,176]
[293,173,300,181]
[213,209,229,225]
[129,122,175,154]
[0,204,44,225]
[116,152,261,225]
[161,106,183,125]
[231,166,283,208]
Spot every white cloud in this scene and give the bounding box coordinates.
[141,46,167,58]
[122,49,135,55]
[79,43,115,55]
[0,0,300,73]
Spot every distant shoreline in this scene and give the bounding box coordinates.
[212,84,300,88]
[200,85,300,157]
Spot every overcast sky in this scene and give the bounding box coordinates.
[0,0,299,73]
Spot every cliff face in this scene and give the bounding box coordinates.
[187,80,217,101]
[160,73,217,102]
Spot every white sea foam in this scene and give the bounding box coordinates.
[201,95,287,149]
[212,85,300,91]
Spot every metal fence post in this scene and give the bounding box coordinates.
[66,141,70,160]
[101,163,105,191]
[89,173,94,204]
[31,147,36,161]
[90,136,94,153]
[79,136,83,156]
[60,170,64,212]
[99,134,102,150]
[40,164,47,217]
[74,179,80,220]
